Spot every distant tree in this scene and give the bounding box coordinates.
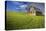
[36,11,44,16]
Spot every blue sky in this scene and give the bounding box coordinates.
[6,1,44,12]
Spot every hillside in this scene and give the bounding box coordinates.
[6,11,45,30]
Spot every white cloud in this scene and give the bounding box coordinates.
[20,5,27,8]
[16,8,20,9]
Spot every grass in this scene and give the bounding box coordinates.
[6,11,45,30]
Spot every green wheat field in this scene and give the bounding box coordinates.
[6,11,45,30]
